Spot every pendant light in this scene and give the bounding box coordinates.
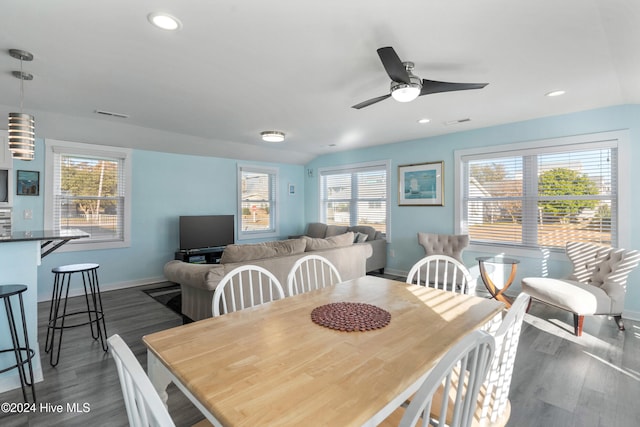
[8,49,35,161]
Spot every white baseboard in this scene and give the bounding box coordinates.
[623,309,640,321]
[37,276,166,303]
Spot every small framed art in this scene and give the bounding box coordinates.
[17,170,40,196]
[398,161,444,206]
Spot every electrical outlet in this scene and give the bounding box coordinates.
[390,249,395,258]
[23,209,33,220]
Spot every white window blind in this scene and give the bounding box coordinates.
[238,165,278,238]
[320,161,389,236]
[45,139,131,250]
[461,142,617,249]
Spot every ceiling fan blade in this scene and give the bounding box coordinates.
[377,47,410,84]
[351,94,391,109]
[420,79,488,96]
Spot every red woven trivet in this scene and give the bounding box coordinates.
[310,302,391,332]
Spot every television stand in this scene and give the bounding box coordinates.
[175,246,226,264]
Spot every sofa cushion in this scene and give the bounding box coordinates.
[301,232,354,251]
[325,225,349,237]
[220,239,306,264]
[305,222,328,238]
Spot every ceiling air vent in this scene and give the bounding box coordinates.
[444,118,471,126]
[94,110,129,119]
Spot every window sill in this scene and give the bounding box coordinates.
[466,243,567,261]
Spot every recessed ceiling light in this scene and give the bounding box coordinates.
[417,118,431,124]
[545,90,566,97]
[147,12,182,31]
[261,131,285,143]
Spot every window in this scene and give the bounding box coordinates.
[45,140,132,250]
[238,164,278,239]
[319,161,390,236]
[455,132,628,251]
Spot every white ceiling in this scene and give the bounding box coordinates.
[1,0,639,165]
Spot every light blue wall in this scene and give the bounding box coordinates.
[304,104,640,316]
[9,140,305,301]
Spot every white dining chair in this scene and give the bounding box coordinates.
[427,292,530,427]
[477,292,530,426]
[287,254,342,296]
[212,265,285,316]
[380,329,495,427]
[108,334,176,427]
[406,255,473,294]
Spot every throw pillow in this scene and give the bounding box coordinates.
[354,232,369,243]
[301,232,355,251]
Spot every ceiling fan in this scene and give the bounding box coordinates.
[352,46,488,109]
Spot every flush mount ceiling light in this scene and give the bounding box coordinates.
[417,118,431,124]
[545,90,566,97]
[147,12,182,31]
[8,49,35,161]
[261,131,285,143]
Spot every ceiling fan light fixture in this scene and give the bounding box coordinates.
[391,83,421,103]
[261,131,285,143]
[148,12,182,31]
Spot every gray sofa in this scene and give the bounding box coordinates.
[164,234,372,321]
[303,223,387,273]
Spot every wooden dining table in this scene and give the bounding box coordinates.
[143,275,504,427]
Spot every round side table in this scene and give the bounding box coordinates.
[476,256,519,308]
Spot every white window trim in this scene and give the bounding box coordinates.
[44,139,132,251]
[318,159,391,242]
[237,164,279,240]
[454,130,630,259]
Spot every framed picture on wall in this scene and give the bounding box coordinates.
[17,170,40,196]
[398,161,444,206]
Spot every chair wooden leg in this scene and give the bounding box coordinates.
[614,315,625,331]
[573,314,584,336]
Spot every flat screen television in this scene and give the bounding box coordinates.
[179,215,235,251]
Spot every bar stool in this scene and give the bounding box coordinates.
[0,284,36,402]
[45,263,108,366]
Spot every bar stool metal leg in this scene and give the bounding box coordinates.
[0,285,36,403]
[89,268,108,351]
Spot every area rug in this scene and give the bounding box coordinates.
[143,283,182,316]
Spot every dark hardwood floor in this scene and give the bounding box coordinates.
[1,282,639,427]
